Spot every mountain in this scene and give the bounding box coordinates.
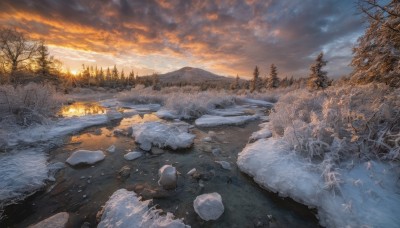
[158,67,233,84]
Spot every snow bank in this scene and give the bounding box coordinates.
[195,115,258,127]
[241,98,274,107]
[0,149,48,206]
[209,106,249,116]
[98,189,189,228]
[66,150,105,166]
[237,137,400,227]
[193,193,224,221]
[248,128,272,143]
[131,122,195,151]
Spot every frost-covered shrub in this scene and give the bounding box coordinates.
[117,85,166,104]
[0,83,63,126]
[270,83,400,161]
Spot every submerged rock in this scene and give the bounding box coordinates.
[215,161,232,170]
[28,212,69,228]
[66,150,105,166]
[124,151,142,161]
[118,166,131,179]
[193,192,224,221]
[107,145,116,153]
[158,165,177,190]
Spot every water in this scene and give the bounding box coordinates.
[1,104,320,228]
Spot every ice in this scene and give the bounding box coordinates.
[107,145,116,153]
[241,98,274,107]
[98,189,189,228]
[121,103,161,112]
[131,122,195,151]
[0,148,48,208]
[248,128,272,143]
[195,115,258,127]
[158,165,177,189]
[193,192,224,221]
[237,137,400,227]
[124,151,142,161]
[209,106,249,116]
[66,150,105,166]
[156,109,179,120]
[29,212,69,228]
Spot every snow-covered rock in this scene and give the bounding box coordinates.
[124,151,142,161]
[248,128,272,143]
[98,189,189,228]
[242,98,274,107]
[215,161,232,170]
[66,150,105,166]
[193,193,224,221]
[195,115,258,127]
[29,212,69,228]
[131,122,195,151]
[209,106,248,116]
[158,165,177,190]
[237,137,400,228]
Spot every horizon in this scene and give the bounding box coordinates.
[0,0,364,78]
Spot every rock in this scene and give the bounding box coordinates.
[151,147,165,155]
[215,161,232,170]
[28,212,69,228]
[118,166,131,179]
[187,168,196,176]
[192,171,214,181]
[158,165,177,190]
[107,145,116,153]
[211,148,221,156]
[81,222,91,228]
[113,129,126,136]
[202,137,213,142]
[123,151,142,161]
[193,193,224,221]
[66,150,105,166]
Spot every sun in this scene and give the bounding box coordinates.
[70,70,78,75]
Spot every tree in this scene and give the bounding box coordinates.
[111,65,118,88]
[269,64,279,88]
[250,66,260,93]
[35,40,53,76]
[230,74,240,90]
[308,52,330,90]
[351,0,399,87]
[0,28,38,83]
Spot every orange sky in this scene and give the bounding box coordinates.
[0,0,363,78]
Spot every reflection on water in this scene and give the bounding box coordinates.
[59,102,106,117]
[119,113,161,127]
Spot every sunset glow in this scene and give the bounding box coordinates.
[0,0,363,77]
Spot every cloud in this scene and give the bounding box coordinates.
[0,0,364,78]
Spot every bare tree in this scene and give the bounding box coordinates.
[0,28,38,83]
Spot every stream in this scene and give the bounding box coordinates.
[1,102,320,228]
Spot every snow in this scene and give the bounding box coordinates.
[131,122,195,151]
[0,149,48,208]
[121,103,161,112]
[209,106,249,116]
[66,150,105,166]
[29,212,69,228]
[124,151,142,161]
[98,189,189,228]
[237,137,400,227]
[195,115,258,127]
[248,128,272,143]
[241,98,274,107]
[215,161,232,170]
[193,193,224,221]
[158,165,177,189]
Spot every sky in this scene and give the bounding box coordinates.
[0,0,365,78]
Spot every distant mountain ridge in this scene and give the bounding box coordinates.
[158,67,236,85]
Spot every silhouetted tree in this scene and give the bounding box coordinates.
[250,66,260,93]
[308,52,330,90]
[269,64,279,88]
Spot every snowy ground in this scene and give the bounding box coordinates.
[237,125,400,227]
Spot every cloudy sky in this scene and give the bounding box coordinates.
[0,0,365,78]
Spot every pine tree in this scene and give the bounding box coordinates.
[250,66,260,93]
[269,64,279,88]
[35,40,53,77]
[308,52,330,90]
[351,0,399,87]
[112,65,118,88]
